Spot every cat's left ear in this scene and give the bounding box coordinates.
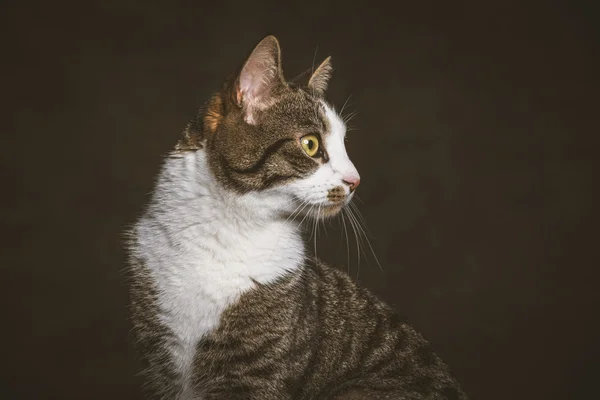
[308,57,333,96]
[235,35,286,124]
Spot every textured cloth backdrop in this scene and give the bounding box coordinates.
[2,1,598,399]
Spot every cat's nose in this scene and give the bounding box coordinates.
[342,176,360,192]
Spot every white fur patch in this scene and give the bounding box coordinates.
[132,151,305,398]
[284,102,360,206]
[132,102,358,399]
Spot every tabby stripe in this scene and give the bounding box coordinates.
[286,157,313,175]
[356,313,387,368]
[363,331,411,377]
[227,138,294,174]
[294,263,327,396]
[260,173,301,189]
[237,339,283,370]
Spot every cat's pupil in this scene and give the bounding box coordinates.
[307,140,314,150]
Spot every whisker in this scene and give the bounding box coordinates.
[340,94,353,117]
[311,45,319,75]
[343,207,362,280]
[284,199,309,225]
[353,194,366,204]
[349,202,373,238]
[298,204,314,231]
[347,204,383,272]
[342,111,359,125]
[340,209,351,275]
[313,205,320,259]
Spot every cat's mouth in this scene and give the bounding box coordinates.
[309,187,353,218]
[288,199,348,221]
[288,186,353,220]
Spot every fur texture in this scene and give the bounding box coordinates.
[127,35,467,399]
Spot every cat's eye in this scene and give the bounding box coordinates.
[300,134,320,157]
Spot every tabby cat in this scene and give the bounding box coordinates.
[127,35,468,400]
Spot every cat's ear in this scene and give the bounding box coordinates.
[308,56,333,96]
[235,35,286,123]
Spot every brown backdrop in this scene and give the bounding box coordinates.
[2,0,598,399]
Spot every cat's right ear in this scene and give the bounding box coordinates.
[234,35,286,124]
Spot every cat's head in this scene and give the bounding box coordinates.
[185,36,359,219]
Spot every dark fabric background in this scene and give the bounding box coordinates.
[2,0,598,399]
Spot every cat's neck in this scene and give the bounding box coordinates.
[153,150,293,229]
[132,149,306,399]
[137,148,306,290]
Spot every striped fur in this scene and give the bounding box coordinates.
[127,36,467,399]
[192,260,466,400]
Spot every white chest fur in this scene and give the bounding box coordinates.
[132,150,305,397]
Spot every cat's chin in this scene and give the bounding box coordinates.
[306,202,345,219]
[283,201,345,221]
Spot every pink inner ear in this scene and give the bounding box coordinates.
[236,36,284,123]
[240,58,274,103]
[238,38,282,104]
[239,64,269,124]
[239,69,259,100]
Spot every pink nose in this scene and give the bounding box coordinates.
[342,176,360,192]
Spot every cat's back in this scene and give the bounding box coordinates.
[192,261,467,400]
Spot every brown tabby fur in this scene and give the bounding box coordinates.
[192,260,466,400]
[128,36,468,399]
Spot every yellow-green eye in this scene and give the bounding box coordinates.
[300,134,320,157]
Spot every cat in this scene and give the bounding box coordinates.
[127,35,468,400]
